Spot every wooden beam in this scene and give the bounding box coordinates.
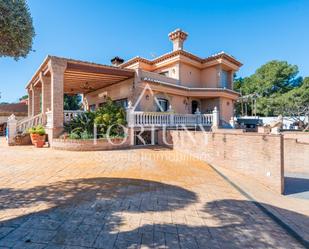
[65,71,127,78]
[64,75,125,81]
[66,62,135,77]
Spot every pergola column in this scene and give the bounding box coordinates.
[40,73,51,113]
[27,88,33,117]
[48,58,67,138]
[32,85,41,116]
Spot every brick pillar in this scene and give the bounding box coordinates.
[49,58,67,138]
[41,73,51,113]
[32,86,41,115]
[27,88,33,117]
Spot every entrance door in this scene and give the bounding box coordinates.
[191,100,199,114]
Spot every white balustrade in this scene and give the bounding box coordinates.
[129,111,213,127]
[16,113,46,133]
[62,108,214,128]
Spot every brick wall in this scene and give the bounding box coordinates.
[159,130,284,194]
[283,132,309,143]
[284,138,309,174]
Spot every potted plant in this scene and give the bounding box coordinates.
[28,125,46,148]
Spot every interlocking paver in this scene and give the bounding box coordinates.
[0,139,305,248]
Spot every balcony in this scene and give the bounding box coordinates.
[63,108,218,129]
[139,70,240,99]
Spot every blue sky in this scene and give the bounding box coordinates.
[0,0,308,102]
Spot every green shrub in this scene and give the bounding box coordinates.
[68,132,80,139]
[28,125,45,135]
[64,111,95,137]
[64,98,127,139]
[94,98,126,136]
[80,130,93,139]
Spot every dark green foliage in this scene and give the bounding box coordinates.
[64,111,95,139]
[0,0,35,59]
[234,60,308,117]
[235,60,301,97]
[64,98,127,139]
[94,98,126,136]
[64,94,82,110]
[19,94,28,101]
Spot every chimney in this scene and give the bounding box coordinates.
[111,56,124,66]
[168,29,188,51]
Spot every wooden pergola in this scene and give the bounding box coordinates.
[26,56,135,138]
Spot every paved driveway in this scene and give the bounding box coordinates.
[285,173,309,200]
[0,139,304,248]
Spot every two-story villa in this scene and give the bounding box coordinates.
[19,29,242,141]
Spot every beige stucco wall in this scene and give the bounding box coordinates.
[137,61,231,90]
[219,97,234,125]
[84,78,134,109]
[201,97,234,124]
[201,98,220,113]
[201,66,218,88]
[179,63,201,87]
[153,63,180,80]
[134,88,189,113]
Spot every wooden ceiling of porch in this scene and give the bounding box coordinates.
[63,62,135,94]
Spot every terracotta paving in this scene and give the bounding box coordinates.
[0,138,305,248]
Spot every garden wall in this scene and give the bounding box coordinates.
[52,137,131,151]
[284,138,309,174]
[159,130,284,194]
[283,132,309,143]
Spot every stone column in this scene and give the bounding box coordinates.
[41,73,51,113]
[194,107,201,125]
[32,86,41,116]
[126,101,134,127]
[7,114,17,145]
[49,58,67,138]
[27,88,33,117]
[212,106,219,130]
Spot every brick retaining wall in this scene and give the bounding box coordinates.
[284,138,309,174]
[159,130,284,194]
[283,132,309,143]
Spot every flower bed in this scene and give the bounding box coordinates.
[52,137,131,151]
